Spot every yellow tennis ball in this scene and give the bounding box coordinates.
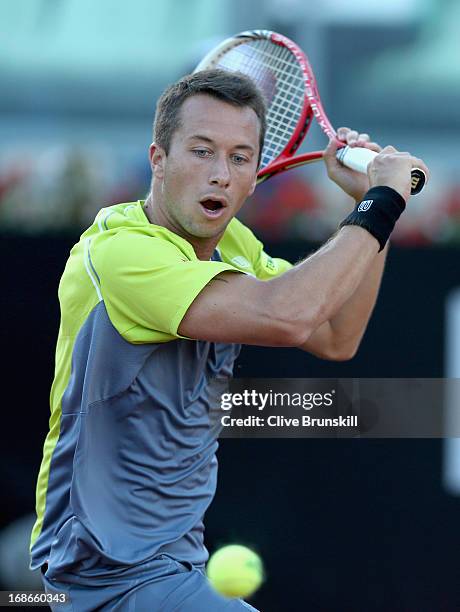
[207,544,264,599]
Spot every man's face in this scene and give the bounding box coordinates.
[150,94,260,240]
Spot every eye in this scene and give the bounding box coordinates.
[231,153,249,165]
[192,148,212,158]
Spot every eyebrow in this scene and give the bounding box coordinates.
[187,134,255,154]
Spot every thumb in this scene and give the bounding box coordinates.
[323,137,344,169]
[323,137,341,161]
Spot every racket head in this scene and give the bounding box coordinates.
[194,30,335,179]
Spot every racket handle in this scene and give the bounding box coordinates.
[336,145,426,196]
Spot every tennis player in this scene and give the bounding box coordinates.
[30,69,428,611]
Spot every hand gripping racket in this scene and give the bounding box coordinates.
[195,30,426,195]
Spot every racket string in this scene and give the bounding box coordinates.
[212,39,306,168]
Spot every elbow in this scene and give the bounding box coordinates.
[326,340,361,361]
[304,341,359,361]
[328,348,357,362]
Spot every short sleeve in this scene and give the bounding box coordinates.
[254,249,293,279]
[218,218,293,280]
[92,231,241,343]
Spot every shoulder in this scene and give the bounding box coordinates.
[92,225,197,271]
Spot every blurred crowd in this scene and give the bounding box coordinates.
[1,145,460,245]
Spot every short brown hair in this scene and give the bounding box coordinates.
[153,69,267,166]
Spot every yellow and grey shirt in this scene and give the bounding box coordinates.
[30,201,291,578]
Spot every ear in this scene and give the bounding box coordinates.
[247,172,258,197]
[149,143,166,180]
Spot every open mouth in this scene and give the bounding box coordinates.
[199,197,226,217]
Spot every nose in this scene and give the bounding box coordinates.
[208,154,230,188]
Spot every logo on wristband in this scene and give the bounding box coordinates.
[358,199,373,212]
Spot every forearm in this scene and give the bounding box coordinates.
[294,239,388,360]
[329,242,388,352]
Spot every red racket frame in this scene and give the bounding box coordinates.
[255,30,342,182]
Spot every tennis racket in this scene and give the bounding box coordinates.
[194,29,426,195]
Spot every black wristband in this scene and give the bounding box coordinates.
[339,186,406,251]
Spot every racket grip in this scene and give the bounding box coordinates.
[336,145,426,195]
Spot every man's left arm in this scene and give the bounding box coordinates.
[299,127,387,360]
[298,242,388,360]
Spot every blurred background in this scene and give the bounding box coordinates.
[1,0,460,610]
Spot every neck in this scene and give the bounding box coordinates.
[143,193,222,261]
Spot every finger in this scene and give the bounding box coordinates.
[323,137,340,160]
[379,145,398,154]
[411,157,430,181]
[356,133,370,143]
[345,130,360,145]
[336,127,351,142]
[360,141,382,153]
